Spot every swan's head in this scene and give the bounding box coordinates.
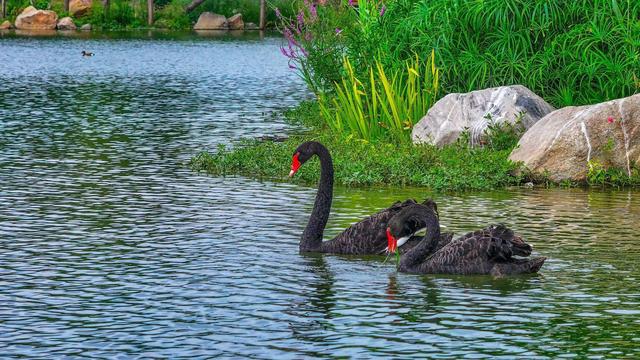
[386,202,437,253]
[289,141,318,177]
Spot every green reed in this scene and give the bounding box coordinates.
[318,51,439,143]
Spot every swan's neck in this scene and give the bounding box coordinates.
[400,210,440,271]
[300,144,333,252]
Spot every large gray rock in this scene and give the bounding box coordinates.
[80,23,92,31]
[15,6,58,30]
[227,13,244,30]
[509,94,640,182]
[194,12,228,30]
[412,85,554,146]
[57,17,76,30]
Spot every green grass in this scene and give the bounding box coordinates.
[189,134,523,190]
[189,101,525,191]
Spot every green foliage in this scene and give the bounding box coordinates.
[189,101,524,191]
[156,0,190,29]
[190,133,523,190]
[318,52,439,143]
[587,160,640,186]
[275,0,353,93]
[87,0,146,30]
[0,0,296,29]
[294,0,640,107]
[481,112,526,151]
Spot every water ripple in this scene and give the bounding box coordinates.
[1,33,639,359]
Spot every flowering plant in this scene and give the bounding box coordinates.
[274,0,387,94]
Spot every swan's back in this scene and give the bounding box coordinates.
[411,225,546,276]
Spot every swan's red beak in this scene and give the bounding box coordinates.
[289,152,301,177]
[386,227,397,253]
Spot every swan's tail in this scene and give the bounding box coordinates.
[490,257,547,277]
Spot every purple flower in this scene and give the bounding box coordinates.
[335,27,343,35]
[348,0,357,6]
[275,7,282,19]
[310,4,317,19]
[379,5,386,16]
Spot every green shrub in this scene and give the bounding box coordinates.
[288,0,640,107]
[156,0,190,29]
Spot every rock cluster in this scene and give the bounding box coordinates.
[194,12,256,30]
[412,85,554,147]
[411,83,638,182]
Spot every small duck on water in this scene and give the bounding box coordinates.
[81,51,94,57]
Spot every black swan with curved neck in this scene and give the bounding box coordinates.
[387,204,546,276]
[289,141,452,255]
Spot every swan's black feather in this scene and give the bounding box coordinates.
[394,205,546,276]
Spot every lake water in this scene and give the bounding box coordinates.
[1,32,639,359]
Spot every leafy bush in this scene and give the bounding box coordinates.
[587,160,640,186]
[87,0,145,30]
[285,0,640,107]
[156,0,190,29]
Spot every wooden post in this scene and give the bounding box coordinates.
[63,0,69,12]
[147,0,153,25]
[103,0,110,15]
[259,0,265,30]
[1,0,6,19]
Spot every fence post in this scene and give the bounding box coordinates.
[259,0,265,30]
[147,0,153,25]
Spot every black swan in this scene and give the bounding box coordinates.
[386,204,546,276]
[288,141,452,255]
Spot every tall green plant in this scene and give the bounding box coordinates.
[318,51,439,143]
[292,0,640,107]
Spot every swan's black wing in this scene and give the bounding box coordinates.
[319,199,418,255]
[409,227,546,276]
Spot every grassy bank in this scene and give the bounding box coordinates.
[189,101,526,191]
[1,0,298,30]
